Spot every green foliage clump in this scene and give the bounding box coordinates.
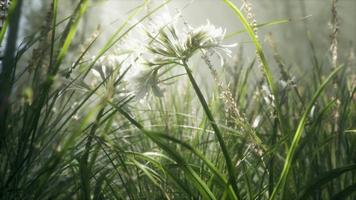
[0,0,355,199]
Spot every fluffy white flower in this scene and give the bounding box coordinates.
[188,21,237,66]
[128,19,236,99]
[130,67,164,99]
[191,20,226,46]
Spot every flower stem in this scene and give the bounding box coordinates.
[182,61,240,199]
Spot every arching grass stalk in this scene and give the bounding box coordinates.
[181,60,240,199]
[0,0,15,44]
[221,1,287,198]
[222,0,275,97]
[130,18,242,198]
[269,65,343,199]
[0,0,23,132]
[222,0,285,156]
[222,0,288,134]
[107,100,218,200]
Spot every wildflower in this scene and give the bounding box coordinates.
[186,21,236,66]
[86,52,127,88]
[131,66,164,99]
[131,20,235,99]
[145,20,236,63]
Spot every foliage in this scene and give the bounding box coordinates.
[0,0,355,199]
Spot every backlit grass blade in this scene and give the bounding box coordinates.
[222,0,275,96]
[225,16,311,39]
[154,132,238,200]
[222,0,288,146]
[53,0,89,75]
[144,131,217,200]
[270,65,343,199]
[0,0,23,126]
[183,62,240,199]
[225,19,289,39]
[49,0,58,69]
[0,0,20,44]
[108,101,217,200]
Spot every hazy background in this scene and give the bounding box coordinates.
[21,0,356,78]
[90,0,356,63]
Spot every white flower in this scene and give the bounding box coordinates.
[130,67,164,99]
[87,51,133,87]
[187,21,237,66]
[129,17,236,99]
[146,20,236,65]
[190,20,226,47]
[145,7,176,35]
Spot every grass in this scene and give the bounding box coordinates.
[0,0,355,199]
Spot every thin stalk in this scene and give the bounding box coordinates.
[182,61,240,199]
[107,99,217,200]
[49,0,58,70]
[80,105,105,200]
[0,0,23,136]
[0,0,17,44]
[221,7,289,189]
[269,66,343,199]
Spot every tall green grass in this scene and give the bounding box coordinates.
[0,0,355,199]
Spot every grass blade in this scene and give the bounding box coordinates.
[270,66,343,199]
[298,164,356,199]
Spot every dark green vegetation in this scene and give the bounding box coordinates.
[0,0,355,199]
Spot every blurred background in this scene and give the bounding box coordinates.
[20,0,356,77]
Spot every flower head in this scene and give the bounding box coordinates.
[131,19,236,99]
[185,21,236,66]
[147,20,235,65]
[130,66,164,99]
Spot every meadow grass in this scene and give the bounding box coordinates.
[0,0,355,199]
